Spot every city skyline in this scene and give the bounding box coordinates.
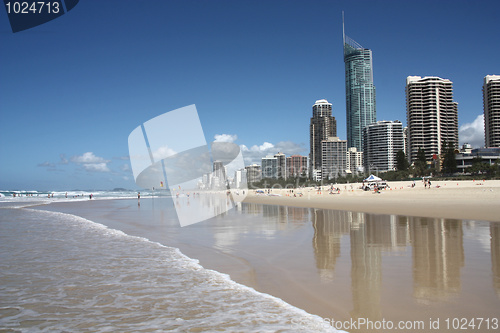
[1,1,499,190]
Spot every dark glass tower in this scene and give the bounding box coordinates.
[310,99,337,176]
[343,17,376,151]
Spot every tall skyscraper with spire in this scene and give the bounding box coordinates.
[343,14,376,152]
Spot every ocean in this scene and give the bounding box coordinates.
[0,195,342,333]
[1,192,499,333]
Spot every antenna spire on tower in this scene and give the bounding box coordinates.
[342,11,345,45]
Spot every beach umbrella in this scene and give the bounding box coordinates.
[364,174,382,182]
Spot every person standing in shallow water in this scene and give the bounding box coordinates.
[138,192,140,205]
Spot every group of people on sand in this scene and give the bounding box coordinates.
[423,178,432,189]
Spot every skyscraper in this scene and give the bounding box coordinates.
[484,75,500,148]
[286,155,308,178]
[321,137,347,180]
[343,16,376,151]
[363,120,404,173]
[346,147,363,175]
[261,155,278,179]
[406,76,458,163]
[212,160,227,189]
[234,169,247,189]
[274,152,287,179]
[310,99,337,177]
[245,164,261,184]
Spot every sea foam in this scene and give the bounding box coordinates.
[0,206,344,332]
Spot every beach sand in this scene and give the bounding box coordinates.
[32,182,500,332]
[243,179,500,222]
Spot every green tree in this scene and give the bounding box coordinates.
[441,141,457,175]
[414,148,427,176]
[469,157,499,177]
[396,150,409,171]
[469,160,489,176]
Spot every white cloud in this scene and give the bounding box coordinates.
[275,141,305,155]
[82,163,110,172]
[70,152,111,173]
[71,152,109,164]
[459,114,484,148]
[212,135,306,166]
[240,140,306,165]
[151,145,176,161]
[214,134,238,143]
[120,163,131,172]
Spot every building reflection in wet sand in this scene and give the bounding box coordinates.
[492,222,500,297]
[409,217,464,302]
[308,208,497,321]
[191,200,498,322]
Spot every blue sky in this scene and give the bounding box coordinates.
[1,0,498,191]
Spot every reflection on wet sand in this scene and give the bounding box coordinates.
[410,217,464,302]
[241,203,311,229]
[308,208,498,323]
[492,222,500,297]
[158,199,498,323]
[40,199,500,331]
[312,210,350,280]
[173,192,234,224]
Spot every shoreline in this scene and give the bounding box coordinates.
[24,191,500,332]
[243,179,500,222]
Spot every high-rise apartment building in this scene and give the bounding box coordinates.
[310,99,337,177]
[245,164,261,184]
[234,169,247,189]
[262,155,278,179]
[286,155,308,178]
[212,160,227,189]
[403,126,408,157]
[484,75,500,148]
[274,152,287,179]
[406,76,458,163]
[343,19,376,151]
[363,120,404,173]
[346,147,363,174]
[321,137,347,180]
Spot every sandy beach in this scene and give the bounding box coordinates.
[4,181,499,332]
[22,190,499,333]
[243,179,500,222]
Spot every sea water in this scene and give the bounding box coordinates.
[0,201,342,332]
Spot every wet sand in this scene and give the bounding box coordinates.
[36,190,500,333]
